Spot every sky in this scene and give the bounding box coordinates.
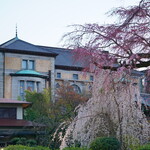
[0,0,140,47]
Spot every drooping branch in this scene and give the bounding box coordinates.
[63,0,150,72]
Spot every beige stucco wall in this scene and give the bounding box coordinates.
[36,59,51,72]
[79,74,89,81]
[4,75,12,99]
[57,70,92,82]
[5,57,21,70]
[5,56,52,73]
[62,73,72,79]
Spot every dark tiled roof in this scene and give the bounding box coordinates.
[0,98,31,108]
[0,119,34,127]
[38,46,84,69]
[0,37,57,57]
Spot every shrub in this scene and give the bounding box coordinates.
[4,145,32,150]
[10,137,27,145]
[31,146,52,150]
[63,147,89,150]
[134,144,150,150]
[26,139,37,147]
[4,145,52,150]
[122,134,140,150]
[10,137,20,145]
[10,137,37,147]
[90,137,120,150]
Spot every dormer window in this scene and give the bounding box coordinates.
[22,59,35,70]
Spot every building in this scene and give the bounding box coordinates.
[0,34,149,147]
[0,34,93,147]
[0,35,93,101]
[0,35,149,108]
[0,98,34,147]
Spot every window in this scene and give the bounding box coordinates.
[72,84,81,94]
[36,82,40,92]
[27,81,34,91]
[20,81,40,100]
[20,81,25,100]
[90,75,94,81]
[22,60,28,69]
[0,108,16,119]
[22,59,35,70]
[57,73,61,78]
[29,60,35,70]
[73,74,78,80]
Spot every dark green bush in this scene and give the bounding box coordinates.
[10,137,20,144]
[10,137,37,147]
[26,139,37,147]
[31,146,52,150]
[4,145,31,150]
[17,137,27,145]
[63,147,89,150]
[90,137,120,150]
[4,145,52,150]
[10,137,27,145]
[134,144,150,150]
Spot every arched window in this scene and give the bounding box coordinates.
[72,84,81,94]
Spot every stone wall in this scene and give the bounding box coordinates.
[0,53,4,98]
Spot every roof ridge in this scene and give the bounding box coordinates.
[1,37,42,50]
[0,37,19,48]
[38,45,72,51]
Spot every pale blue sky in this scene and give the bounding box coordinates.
[0,0,139,47]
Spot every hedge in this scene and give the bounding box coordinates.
[134,144,150,150]
[4,145,51,150]
[90,137,120,150]
[63,147,89,150]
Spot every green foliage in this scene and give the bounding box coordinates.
[31,146,52,150]
[10,137,37,147]
[4,145,30,150]
[10,137,20,144]
[50,84,88,149]
[24,89,55,147]
[133,144,150,150]
[4,145,51,150]
[63,147,89,150]
[24,86,87,149]
[26,139,37,147]
[122,134,140,150]
[25,89,51,121]
[90,137,120,150]
[56,83,88,120]
[10,137,27,145]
